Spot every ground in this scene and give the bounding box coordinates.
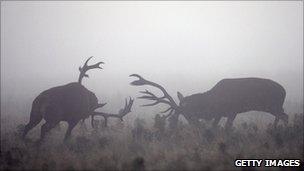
[0,113,303,171]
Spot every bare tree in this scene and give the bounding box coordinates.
[130,74,288,129]
[22,57,133,142]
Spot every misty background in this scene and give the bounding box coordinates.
[1,1,303,128]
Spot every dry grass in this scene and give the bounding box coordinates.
[0,113,303,171]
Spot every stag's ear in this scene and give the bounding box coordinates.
[177,92,184,102]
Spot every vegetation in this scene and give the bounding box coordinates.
[1,113,303,171]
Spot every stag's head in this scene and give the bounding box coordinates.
[78,56,104,84]
[130,74,185,126]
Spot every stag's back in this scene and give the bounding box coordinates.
[34,82,98,121]
[182,78,286,116]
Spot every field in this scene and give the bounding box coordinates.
[1,1,303,170]
[0,111,303,171]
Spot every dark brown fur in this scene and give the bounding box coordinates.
[22,82,99,140]
[179,78,288,128]
[22,57,133,142]
[130,75,288,129]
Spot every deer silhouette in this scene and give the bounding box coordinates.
[130,74,288,129]
[22,57,133,142]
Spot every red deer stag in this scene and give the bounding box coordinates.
[130,74,288,129]
[23,57,133,141]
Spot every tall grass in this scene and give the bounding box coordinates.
[0,113,303,171]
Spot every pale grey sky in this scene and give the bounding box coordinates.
[1,1,303,117]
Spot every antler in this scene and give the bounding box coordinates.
[130,74,179,112]
[78,56,104,84]
[138,89,172,107]
[92,97,134,127]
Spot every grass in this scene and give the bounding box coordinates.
[0,113,303,171]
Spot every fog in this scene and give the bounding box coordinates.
[1,1,303,122]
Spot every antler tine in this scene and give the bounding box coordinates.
[92,97,134,125]
[138,96,157,100]
[78,56,104,84]
[137,88,171,107]
[129,74,147,86]
[139,89,168,102]
[129,74,143,79]
[125,98,128,108]
[130,74,179,110]
[141,101,158,107]
[164,109,174,118]
[139,89,154,96]
[93,103,107,110]
[138,90,156,100]
[123,98,130,112]
[86,62,104,70]
[83,56,94,67]
[161,106,172,113]
[141,98,171,107]
[127,97,134,111]
[118,97,133,118]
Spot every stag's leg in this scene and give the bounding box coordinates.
[281,112,289,126]
[22,113,43,139]
[40,121,59,141]
[213,116,221,128]
[103,117,108,128]
[271,110,288,128]
[274,116,279,128]
[187,116,203,132]
[38,105,63,141]
[188,118,200,127]
[64,120,78,141]
[80,119,88,131]
[225,113,237,130]
[168,114,179,130]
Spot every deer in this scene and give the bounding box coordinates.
[22,57,134,142]
[130,74,288,130]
